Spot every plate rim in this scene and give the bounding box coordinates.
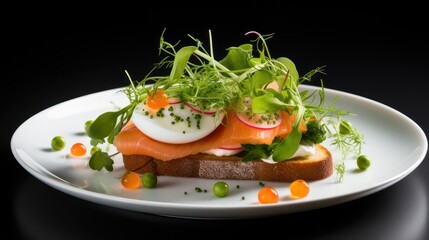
[10,84,428,219]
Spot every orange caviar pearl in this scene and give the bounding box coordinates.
[146,89,169,110]
[70,143,87,156]
[290,179,310,198]
[258,186,279,204]
[121,171,141,189]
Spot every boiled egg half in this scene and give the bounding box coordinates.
[132,101,225,144]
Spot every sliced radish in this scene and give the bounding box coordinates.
[168,98,182,104]
[264,80,281,92]
[186,102,217,115]
[236,111,282,130]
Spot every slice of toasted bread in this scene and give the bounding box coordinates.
[122,144,333,182]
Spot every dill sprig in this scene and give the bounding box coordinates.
[324,116,365,182]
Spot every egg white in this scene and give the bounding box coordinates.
[131,102,225,144]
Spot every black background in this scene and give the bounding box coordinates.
[4,8,429,239]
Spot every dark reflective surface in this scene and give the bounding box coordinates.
[13,167,428,239]
[12,168,428,239]
[6,9,428,239]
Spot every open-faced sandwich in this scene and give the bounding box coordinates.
[86,30,364,182]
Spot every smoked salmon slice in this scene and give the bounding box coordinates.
[114,111,306,161]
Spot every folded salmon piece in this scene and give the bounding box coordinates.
[114,111,305,161]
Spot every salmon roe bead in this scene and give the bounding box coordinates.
[258,186,279,204]
[70,143,87,156]
[121,172,141,189]
[146,89,169,110]
[290,179,310,198]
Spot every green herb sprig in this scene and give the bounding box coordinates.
[84,29,365,183]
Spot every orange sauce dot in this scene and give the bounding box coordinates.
[146,89,169,110]
[70,143,87,156]
[121,172,141,189]
[290,179,310,198]
[258,186,279,204]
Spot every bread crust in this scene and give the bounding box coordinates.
[122,144,333,182]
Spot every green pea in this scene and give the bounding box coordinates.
[142,172,157,188]
[51,136,66,151]
[213,181,229,198]
[357,155,371,170]
[339,120,353,134]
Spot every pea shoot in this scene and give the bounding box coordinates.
[81,29,366,184]
[90,146,101,155]
[84,120,93,134]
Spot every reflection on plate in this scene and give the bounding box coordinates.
[11,85,427,219]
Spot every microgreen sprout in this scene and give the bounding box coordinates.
[85,29,365,183]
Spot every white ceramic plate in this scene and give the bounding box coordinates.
[11,85,427,219]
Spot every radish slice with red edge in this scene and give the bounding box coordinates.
[235,111,282,130]
[168,98,182,104]
[186,102,217,115]
[264,81,281,91]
